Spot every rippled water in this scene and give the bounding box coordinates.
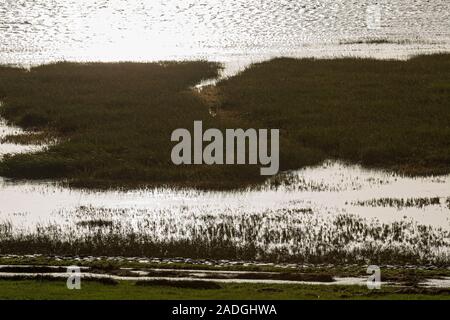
[1,0,450,75]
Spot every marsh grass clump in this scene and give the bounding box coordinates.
[354,197,441,209]
[0,275,62,282]
[0,266,67,273]
[0,132,55,145]
[0,210,448,265]
[339,38,392,45]
[76,220,114,229]
[338,39,440,45]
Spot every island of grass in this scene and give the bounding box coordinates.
[0,54,449,189]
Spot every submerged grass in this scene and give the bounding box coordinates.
[338,38,441,45]
[0,55,449,188]
[0,210,448,265]
[353,197,442,209]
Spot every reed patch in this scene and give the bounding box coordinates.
[1,55,450,188]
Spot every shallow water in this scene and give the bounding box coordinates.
[1,160,449,231]
[1,0,450,76]
[0,119,47,158]
[0,118,449,262]
[0,271,372,286]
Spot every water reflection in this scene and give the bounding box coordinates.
[1,0,449,73]
[0,0,449,261]
[0,119,47,158]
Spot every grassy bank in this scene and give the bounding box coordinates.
[0,279,448,300]
[0,55,450,188]
[1,254,449,300]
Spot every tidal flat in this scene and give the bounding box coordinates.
[0,56,449,298]
[0,55,450,188]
